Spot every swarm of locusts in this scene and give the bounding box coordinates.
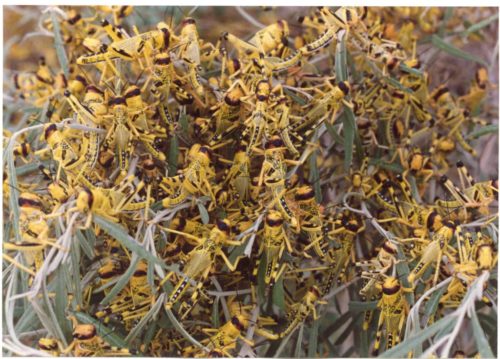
[3,6,499,358]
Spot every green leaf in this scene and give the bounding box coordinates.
[274,322,296,358]
[307,316,320,358]
[15,160,50,177]
[380,315,456,358]
[342,108,355,172]
[462,13,499,36]
[334,33,363,170]
[272,276,286,312]
[335,34,347,82]
[284,88,307,106]
[125,293,164,344]
[73,311,129,349]
[294,324,304,357]
[385,76,414,93]
[325,122,344,145]
[333,313,359,345]
[467,124,499,139]
[423,286,447,325]
[142,321,158,352]
[14,303,41,335]
[408,176,423,204]
[431,35,488,66]
[179,112,189,135]
[70,236,83,309]
[41,278,68,346]
[348,301,378,311]
[320,311,351,340]
[165,308,207,350]
[6,151,21,243]
[399,63,424,77]
[197,202,210,224]
[478,311,497,353]
[211,299,220,328]
[346,51,361,83]
[436,315,458,342]
[368,158,404,173]
[94,215,165,268]
[76,230,95,260]
[168,135,179,175]
[100,255,139,306]
[147,259,155,291]
[360,325,369,358]
[84,228,97,248]
[471,310,495,359]
[396,246,414,306]
[54,265,71,342]
[438,8,454,37]
[49,10,70,77]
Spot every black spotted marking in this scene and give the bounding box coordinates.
[266,216,284,227]
[338,81,350,95]
[35,74,53,85]
[44,123,57,140]
[68,13,81,25]
[432,86,449,102]
[382,283,400,295]
[382,241,397,255]
[134,269,147,277]
[216,219,230,234]
[109,97,126,106]
[111,47,133,58]
[124,87,141,98]
[154,56,171,65]
[82,187,94,209]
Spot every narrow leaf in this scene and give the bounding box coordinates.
[423,286,447,325]
[49,10,70,77]
[179,112,189,134]
[76,230,95,260]
[94,215,165,268]
[125,293,165,344]
[294,324,304,357]
[471,310,495,359]
[197,202,210,224]
[70,237,83,308]
[399,63,424,77]
[54,266,71,341]
[369,158,404,173]
[335,33,347,82]
[284,88,307,106]
[272,276,286,311]
[212,299,220,328]
[142,321,158,352]
[325,122,344,145]
[307,317,320,358]
[348,300,378,311]
[431,35,488,66]
[342,109,355,172]
[165,308,207,350]
[467,124,499,139]
[463,13,499,36]
[101,255,140,306]
[73,311,129,349]
[41,279,67,346]
[6,152,21,243]
[380,315,456,358]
